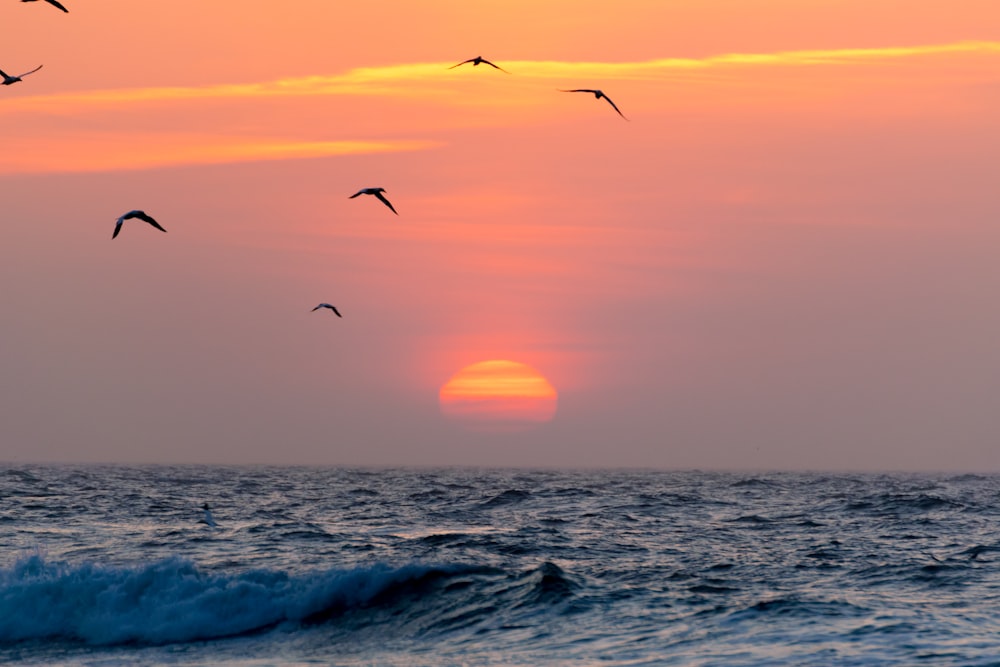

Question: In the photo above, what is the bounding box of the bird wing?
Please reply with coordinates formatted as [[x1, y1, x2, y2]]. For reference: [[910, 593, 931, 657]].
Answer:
[[448, 59, 475, 69], [17, 65, 43, 79], [135, 212, 167, 232], [112, 219, 123, 239], [0, 70, 8, 80], [311, 305, 323, 311], [332, 307, 342, 317], [44, 0, 69, 11], [374, 191, 398, 215], [601, 94, 628, 120], [559, 89, 596, 94], [483, 59, 510, 74], [348, 190, 366, 198]]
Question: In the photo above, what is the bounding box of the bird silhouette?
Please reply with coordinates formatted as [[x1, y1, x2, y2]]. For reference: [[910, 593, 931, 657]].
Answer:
[[559, 88, 628, 120], [349, 187, 398, 215], [449, 56, 510, 74], [311, 303, 343, 317], [1, 65, 43, 86], [113, 210, 167, 239], [21, 0, 68, 12]]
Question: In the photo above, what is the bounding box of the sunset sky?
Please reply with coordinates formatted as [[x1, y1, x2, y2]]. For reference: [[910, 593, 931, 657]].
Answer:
[[3, 0, 1000, 470]]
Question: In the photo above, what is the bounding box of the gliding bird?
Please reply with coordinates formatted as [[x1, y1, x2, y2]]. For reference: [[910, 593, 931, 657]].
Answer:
[[311, 303, 342, 317], [559, 88, 628, 120], [198, 503, 217, 528], [449, 56, 509, 74], [21, 0, 68, 12], [0, 64, 43, 86], [113, 210, 167, 239], [349, 187, 398, 215]]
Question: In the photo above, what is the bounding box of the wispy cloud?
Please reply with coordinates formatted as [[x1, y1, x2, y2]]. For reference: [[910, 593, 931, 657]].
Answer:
[[0, 134, 441, 174], [3, 40, 995, 173], [618, 41, 1000, 71], [3, 41, 997, 114]]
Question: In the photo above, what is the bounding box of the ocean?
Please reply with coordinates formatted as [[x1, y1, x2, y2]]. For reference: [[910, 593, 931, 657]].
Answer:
[[2, 466, 1000, 666]]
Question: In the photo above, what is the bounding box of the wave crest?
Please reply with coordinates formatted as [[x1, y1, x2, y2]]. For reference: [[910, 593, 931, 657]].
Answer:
[[0, 554, 477, 646]]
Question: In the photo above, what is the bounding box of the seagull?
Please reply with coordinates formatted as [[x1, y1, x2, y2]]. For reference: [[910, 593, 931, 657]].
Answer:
[[311, 303, 342, 317], [21, 0, 68, 12], [113, 210, 167, 239], [198, 503, 218, 528], [0, 65, 43, 86], [449, 56, 510, 74], [559, 88, 628, 120], [349, 187, 398, 215]]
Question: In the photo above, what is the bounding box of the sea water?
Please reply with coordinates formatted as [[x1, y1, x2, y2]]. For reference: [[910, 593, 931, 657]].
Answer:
[[2, 466, 1000, 666]]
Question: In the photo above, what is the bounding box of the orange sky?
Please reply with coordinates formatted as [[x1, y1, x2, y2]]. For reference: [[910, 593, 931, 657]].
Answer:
[[3, 1, 1000, 470]]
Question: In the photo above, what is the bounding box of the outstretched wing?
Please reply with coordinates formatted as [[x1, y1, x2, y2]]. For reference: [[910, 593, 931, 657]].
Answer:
[[312, 304, 342, 317], [600, 93, 628, 120], [43, 0, 69, 12], [348, 189, 366, 198], [0, 70, 8, 80], [374, 191, 398, 215], [134, 212, 167, 232], [112, 219, 123, 239], [17, 65, 43, 79], [448, 58, 475, 69], [559, 89, 597, 94], [482, 59, 510, 74]]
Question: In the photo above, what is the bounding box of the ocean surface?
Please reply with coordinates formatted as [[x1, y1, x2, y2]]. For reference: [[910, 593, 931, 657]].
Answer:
[[2, 466, 1000, 666]]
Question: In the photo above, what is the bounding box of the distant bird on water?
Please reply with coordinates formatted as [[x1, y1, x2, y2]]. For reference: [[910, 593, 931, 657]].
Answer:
[[311, 303, 342, 317], [198, 503, 217, 528], [559, 88, 628, 120], [349, 187, 398, 215], [449, 56, 510, 74], [21, 0, 68, 12], [0, 65, 43, 86], [113, 210, 167, 239]]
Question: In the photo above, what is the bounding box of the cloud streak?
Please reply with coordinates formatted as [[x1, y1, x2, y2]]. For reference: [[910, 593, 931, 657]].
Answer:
[[0, 135, 441, 174], [3, 41, 997, 114], [3, 41, 995, 173]]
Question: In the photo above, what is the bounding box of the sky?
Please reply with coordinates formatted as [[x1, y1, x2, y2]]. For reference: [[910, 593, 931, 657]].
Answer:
[[2, 0, 1000, 471]]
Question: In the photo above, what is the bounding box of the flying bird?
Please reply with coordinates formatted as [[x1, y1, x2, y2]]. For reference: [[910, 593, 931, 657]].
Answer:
[[198, 503, 217, 528], [113, 210, 167, 239], [0, 65, 43, 86], [559, 88, 628, 120], [449, 56, 509, 74], [21, 0, 68, 12], [311, 303, 342, 317], [349, 187, 398, 215]]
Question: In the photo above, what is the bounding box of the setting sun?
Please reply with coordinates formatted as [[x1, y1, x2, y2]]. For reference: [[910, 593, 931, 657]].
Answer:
[[439, 360, 558, 431]]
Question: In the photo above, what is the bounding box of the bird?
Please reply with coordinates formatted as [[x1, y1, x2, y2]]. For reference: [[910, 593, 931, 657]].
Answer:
[[198, 503, 218, 528], [113, 210, 167, 239], [559, 88, 628, 120], [449, 56, 509, 74], [349, 187, 398, 215], [21, 0, 68, 12], [311, 303, 342, 317], [0, 65, 43, 86]]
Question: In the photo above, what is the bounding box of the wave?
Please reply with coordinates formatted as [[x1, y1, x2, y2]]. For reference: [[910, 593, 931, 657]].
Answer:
[[480, 489, 532, 508], [843, 493, 965, 516], [0, 555, 578, 648], [0, 554, 483, 646], [730, 477, 779, 489], [727, 596, 868, 621]]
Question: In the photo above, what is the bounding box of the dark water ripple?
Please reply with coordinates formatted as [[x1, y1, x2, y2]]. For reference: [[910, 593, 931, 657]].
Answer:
[[1, 466, 1000, 665]]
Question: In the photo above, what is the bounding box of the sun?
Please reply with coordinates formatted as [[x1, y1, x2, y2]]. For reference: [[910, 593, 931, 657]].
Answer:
[[439, 360, 558, 432]]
